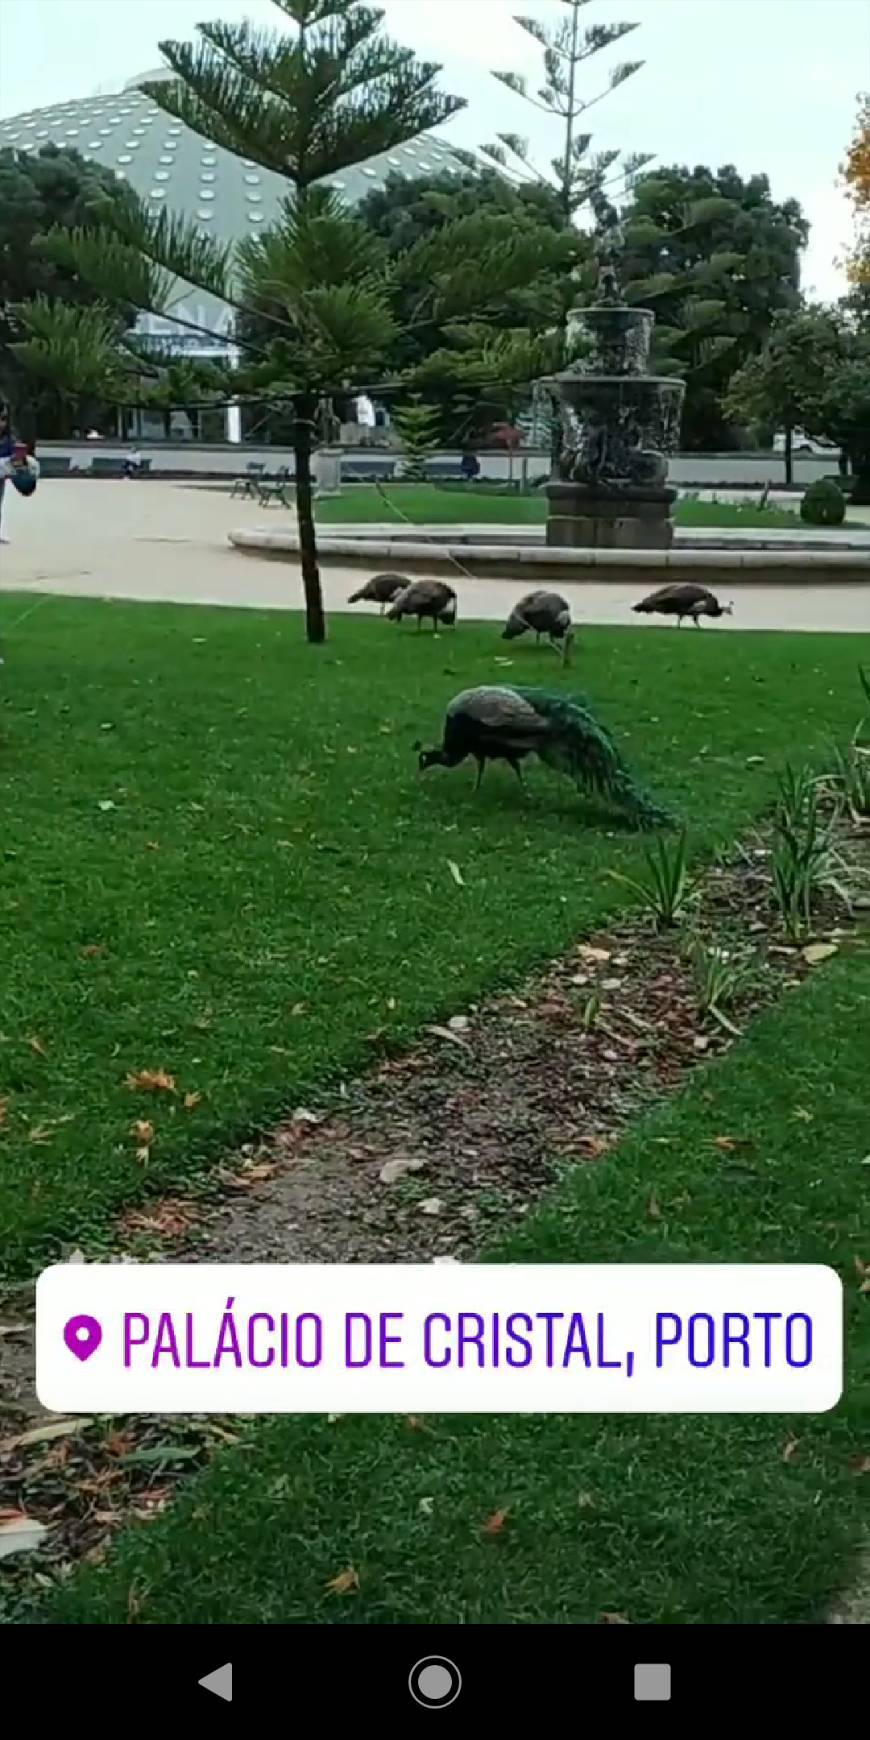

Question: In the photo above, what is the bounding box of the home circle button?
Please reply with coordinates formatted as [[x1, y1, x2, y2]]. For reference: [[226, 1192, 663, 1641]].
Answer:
[[408, 1656, 462, 1709]]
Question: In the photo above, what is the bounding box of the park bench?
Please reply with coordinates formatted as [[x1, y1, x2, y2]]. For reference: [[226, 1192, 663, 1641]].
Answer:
[[255, 465, 295, 507], [230, 461, 267, 499], [36, 455, 72, 478]]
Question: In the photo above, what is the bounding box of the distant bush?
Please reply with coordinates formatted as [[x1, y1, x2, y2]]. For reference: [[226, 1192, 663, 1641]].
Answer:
[[800, 478, 845, 526]]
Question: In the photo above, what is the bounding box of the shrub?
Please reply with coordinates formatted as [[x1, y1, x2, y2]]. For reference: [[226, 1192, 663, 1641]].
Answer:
[[800, 477, 845, 526]]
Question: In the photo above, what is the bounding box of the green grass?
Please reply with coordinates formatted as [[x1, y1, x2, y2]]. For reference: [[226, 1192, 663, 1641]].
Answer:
[[1, 600, 868, 1281], [314, 484, 811, 530], [42, 946, 870, 1625]]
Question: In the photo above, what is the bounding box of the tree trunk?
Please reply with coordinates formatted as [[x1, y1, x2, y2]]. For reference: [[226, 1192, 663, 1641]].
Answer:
[[784, 424, 793, 487], [294, 395, 326, 644]]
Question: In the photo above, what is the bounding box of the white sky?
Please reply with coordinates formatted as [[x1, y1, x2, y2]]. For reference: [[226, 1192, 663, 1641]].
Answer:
[[0, 0, 866, 300]]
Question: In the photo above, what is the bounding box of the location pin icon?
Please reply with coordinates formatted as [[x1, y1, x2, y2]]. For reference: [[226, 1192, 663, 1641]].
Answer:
[[63, 1314, 102, 1362]]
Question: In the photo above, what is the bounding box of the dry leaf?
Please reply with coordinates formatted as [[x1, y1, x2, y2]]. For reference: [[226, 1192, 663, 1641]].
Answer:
[[447, 860, 465, 888], [28, 1036, 47, 1057], [713, 1135, 751, 1152], [0, 1417, 93, 1454], [802, 942, 839, 965], [793, 1107, 814, 1123], [598, 1611, 630, 1624], [325, 1565, 360, 1596], [80, 943, 106, 959], [647, 1192, 662, 1220], [481, 1508, 510, 1537], [0, 1514, 49, 1560], [132, 1120, 155, 1143], [426, 1024, 471, 1050], [125, 1069, 176, 1094], [577, 945, 611, 964], [781, 1436, 800, 1464], [578, 1135, 610, 1159], [183, 1091, 203, 1111], [848, 1453, 870, 1476], [418, 1495, 435, 1516], [577, 1491, 597, 1510]]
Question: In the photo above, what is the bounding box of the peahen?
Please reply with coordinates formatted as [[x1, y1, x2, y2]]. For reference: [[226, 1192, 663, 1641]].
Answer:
[[502, 590, 574, 660], [416, 686, 671, 828], [347, 572, 410, 614], [387, 578, 457, 631], [633, 582, 733, 627]]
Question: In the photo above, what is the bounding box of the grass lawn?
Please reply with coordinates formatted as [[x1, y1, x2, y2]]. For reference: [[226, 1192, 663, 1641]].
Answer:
[[314, 483, 812, 531], [42, 946, 870, 1625], [1, 599, 868, 1283]]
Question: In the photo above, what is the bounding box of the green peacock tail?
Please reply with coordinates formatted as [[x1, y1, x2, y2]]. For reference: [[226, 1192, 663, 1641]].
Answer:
[[514, 688, 673, 830]]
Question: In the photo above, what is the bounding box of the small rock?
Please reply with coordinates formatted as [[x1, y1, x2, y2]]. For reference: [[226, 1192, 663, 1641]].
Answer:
[[448, 1015, 470, 1032], [419, 1197, 443, 1216], [693, 1035, 711, 1053], [379, 1155, 427, 1185], [601, 977, 623, 991], [570, 973, 590, 986], [292, 1107, 320, 1124], [578, 945, 611, 964], [602, 1049, 619, 1063], [802, 942, 838, 965]]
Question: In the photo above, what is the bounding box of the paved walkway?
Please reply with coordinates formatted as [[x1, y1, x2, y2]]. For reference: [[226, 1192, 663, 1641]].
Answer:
[[2, 480, 869, 635]]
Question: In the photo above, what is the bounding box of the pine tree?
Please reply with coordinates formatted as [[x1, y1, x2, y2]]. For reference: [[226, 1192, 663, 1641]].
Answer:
[[478, 2, 652, 223], [392, 395, 440, 481]]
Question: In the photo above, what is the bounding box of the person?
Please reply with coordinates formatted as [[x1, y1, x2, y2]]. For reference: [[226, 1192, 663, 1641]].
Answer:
[[123, 445, 143, 479], [0, 405, 12, 544], [460, 449, 481, 483]]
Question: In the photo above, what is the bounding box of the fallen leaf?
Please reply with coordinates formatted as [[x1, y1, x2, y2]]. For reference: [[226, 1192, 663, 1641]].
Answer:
[[325, 1566, 360, 1596], [292, 1107, 320, 1125], [713, 1135, 752, 1153], [848, 1453, 870, 1476], [379, 1155, 427, 1185], [426, 1024, 471, 1050], [132, 1120, 155, 1143], [125, 1069, 176, 1093], [793, 1107, 814, 1123], [578, 1134, 610, 1159], [647, 1192, 662, 1220], [481, 1508, 510, 1537], [781, 1436, 800, 1464], [97, 799, 116, 813], [577, 945, 611, 964], [598, 1611, 630, 1625], [0, 1417, 93, 1454], [145, 841, 160, 852], [28, 1035, 47, 1056], [0, 1514, 49, 1560], [447, 859, 465, 887], [418, 1495, 435, 1516], [80, 944, 106, 959], [577, 1491, 597, 1510], [183, 1091, 203, 1111], [289, 1002, 306, 1017], [802, 942, 839, 965]]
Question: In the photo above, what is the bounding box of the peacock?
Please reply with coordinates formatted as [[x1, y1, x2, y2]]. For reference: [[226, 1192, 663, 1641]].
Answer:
[[633, 582, 733, 627], [502, 590, 574, 658], [416, 686, 671, 828], [347, 572, 410, 614], [387, 578, 457, 631]]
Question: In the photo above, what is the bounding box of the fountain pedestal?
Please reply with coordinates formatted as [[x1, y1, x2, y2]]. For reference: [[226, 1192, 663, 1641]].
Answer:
[[546, 481, 678, 549], [544, 302, 685, 552]]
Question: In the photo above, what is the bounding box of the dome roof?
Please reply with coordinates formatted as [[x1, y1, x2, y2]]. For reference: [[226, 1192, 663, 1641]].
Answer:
[[0, 83, 468, 241], [0, 81, 472, 349]]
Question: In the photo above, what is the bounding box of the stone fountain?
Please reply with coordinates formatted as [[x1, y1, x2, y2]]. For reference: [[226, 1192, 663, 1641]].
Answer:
[[545, 228, 686, 550]]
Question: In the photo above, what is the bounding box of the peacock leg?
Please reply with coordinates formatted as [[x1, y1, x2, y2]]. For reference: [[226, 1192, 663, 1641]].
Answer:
[[416, 616, 422, 631], [508, 756, 524, 785], [693, 615, 702, 628], [474, 757, 486, 792]]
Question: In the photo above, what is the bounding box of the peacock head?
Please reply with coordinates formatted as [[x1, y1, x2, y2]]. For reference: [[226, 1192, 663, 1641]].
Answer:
[[416, 744, 444, 772]]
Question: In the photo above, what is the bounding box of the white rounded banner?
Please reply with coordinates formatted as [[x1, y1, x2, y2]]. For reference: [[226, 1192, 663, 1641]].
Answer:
[[36, 1262, 843, 1414]]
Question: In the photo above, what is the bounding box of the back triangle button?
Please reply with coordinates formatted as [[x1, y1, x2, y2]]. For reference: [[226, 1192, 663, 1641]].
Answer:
[[199, 1663, 232, 1703]]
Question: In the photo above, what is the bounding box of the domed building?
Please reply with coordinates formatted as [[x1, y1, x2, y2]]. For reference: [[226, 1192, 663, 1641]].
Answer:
[[0, 69, 472, 356]]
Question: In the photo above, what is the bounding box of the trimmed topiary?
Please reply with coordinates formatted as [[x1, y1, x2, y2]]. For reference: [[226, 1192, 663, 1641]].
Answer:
[[800, 477, 845, 526]]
